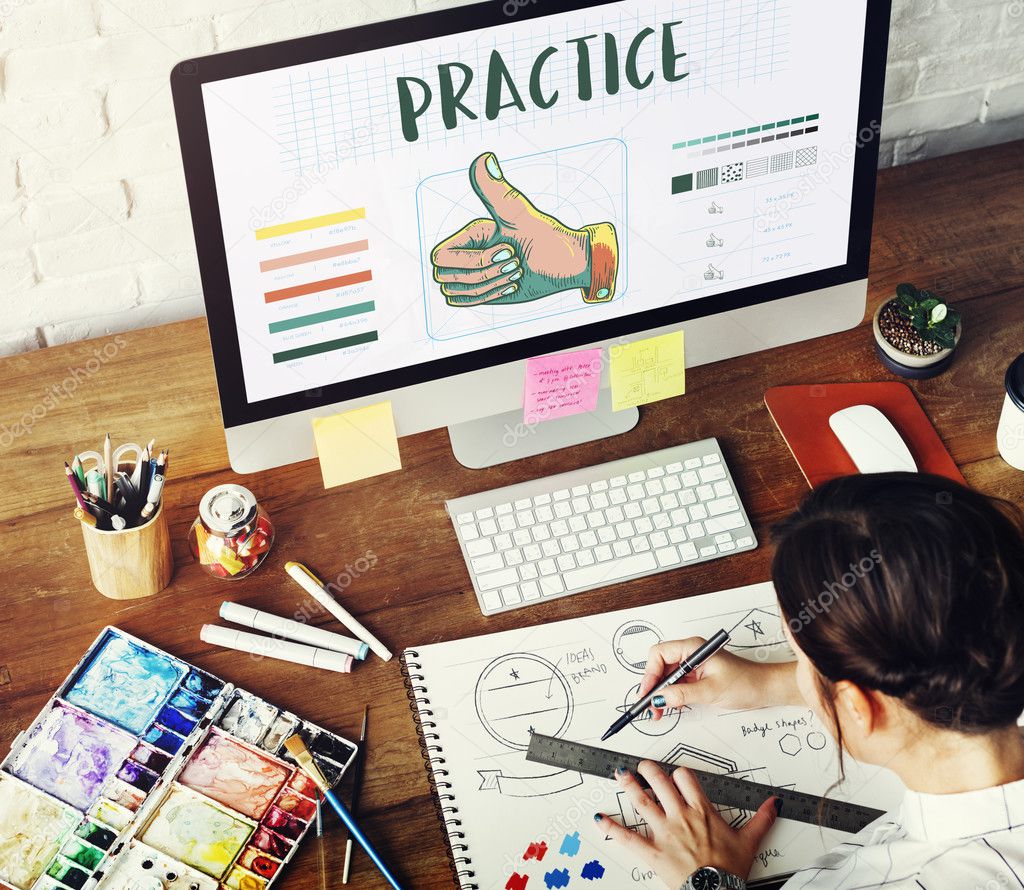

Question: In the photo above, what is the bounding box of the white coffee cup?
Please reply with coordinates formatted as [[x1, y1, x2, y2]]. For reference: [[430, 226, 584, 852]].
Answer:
[[997, 353, 1024, 471]]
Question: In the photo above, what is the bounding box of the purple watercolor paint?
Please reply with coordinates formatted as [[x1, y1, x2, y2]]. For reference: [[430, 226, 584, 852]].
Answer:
[[10, 703, 135, 811]]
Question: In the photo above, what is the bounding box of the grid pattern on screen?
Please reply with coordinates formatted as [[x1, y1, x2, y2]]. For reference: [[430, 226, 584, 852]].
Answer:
[[271, 0, 791, 175]]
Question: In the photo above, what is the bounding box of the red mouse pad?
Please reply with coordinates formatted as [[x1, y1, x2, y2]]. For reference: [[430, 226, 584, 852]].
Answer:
[[765, 382, 965, 488]]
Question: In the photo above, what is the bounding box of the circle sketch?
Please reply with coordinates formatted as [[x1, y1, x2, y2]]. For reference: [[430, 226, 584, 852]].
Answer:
[[475, 653, 573, 751], [613, 620, 662, 673], [621, 683, 681, 737]]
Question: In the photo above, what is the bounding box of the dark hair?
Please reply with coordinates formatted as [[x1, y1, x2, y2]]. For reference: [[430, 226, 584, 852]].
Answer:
[[772, 473, 1024, 748]]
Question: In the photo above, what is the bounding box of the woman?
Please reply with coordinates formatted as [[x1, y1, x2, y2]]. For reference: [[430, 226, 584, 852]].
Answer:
[[597, 473, 1024, 889]]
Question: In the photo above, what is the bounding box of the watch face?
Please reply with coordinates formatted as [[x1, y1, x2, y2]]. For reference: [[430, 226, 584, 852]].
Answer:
[[691, 867, 722, 890]]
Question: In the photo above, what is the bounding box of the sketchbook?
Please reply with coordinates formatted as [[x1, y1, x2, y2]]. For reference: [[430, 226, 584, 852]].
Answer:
[[400, 582, 905, 890]]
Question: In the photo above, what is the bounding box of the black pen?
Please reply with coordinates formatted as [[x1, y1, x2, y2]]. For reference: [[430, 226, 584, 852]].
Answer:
[[600, 629, 731, 741]]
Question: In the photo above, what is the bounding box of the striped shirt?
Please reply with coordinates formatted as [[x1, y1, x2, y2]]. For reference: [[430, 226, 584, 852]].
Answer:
[[782, 778, 1024, 889]]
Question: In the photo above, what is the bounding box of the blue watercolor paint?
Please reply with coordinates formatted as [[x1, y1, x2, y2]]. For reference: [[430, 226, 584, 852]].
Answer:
[[65, 632, 185, 735], [117, 759, 159, 792], [544, 868, 570, 889], [141, 725, 185, 755], [154, 705, 197, 737], [581, 860, 605, 881], [559, 831, 581, 857], [168, 688, 209, 720], [183, 669, 224, 701]]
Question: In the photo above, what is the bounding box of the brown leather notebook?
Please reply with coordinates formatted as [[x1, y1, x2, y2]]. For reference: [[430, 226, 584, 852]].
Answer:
[[765, 382, 965, 488]]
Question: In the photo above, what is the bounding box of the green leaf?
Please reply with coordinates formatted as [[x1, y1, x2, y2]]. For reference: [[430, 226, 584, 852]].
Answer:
[[930, 303, 948, 324], [920, 298, 940, 313], [932, 330, 955, 350], [945, 308, 961, 326], [896, 283, 918, 308], [911, 307, 928, 328]]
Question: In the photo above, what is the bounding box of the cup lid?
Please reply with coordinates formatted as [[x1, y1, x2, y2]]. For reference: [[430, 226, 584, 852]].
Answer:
[[1008, 353, 1024, 412], [200, 484, 258, 535]]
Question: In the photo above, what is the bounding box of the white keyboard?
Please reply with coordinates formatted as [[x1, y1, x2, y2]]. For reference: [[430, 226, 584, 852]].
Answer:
[[447, 439, 758, 616]]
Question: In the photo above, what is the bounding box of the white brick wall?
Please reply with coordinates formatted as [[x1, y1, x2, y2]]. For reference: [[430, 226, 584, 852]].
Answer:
[[1, 0, 1022, 356]]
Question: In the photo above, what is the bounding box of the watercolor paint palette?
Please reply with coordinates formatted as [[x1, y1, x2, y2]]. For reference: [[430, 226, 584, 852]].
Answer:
[[0, 628, 358, 890]]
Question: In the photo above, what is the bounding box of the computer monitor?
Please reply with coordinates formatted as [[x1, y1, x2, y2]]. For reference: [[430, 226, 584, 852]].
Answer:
[[171, 0, 891, 473]]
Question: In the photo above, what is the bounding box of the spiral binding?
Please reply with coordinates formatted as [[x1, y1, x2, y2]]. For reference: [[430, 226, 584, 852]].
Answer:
[[401, 649, 479, 890]]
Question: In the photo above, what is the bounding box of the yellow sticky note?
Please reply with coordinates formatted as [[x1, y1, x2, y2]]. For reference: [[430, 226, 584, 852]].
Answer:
[[610, 330, 686, 411], [312, 401, 402, 488]]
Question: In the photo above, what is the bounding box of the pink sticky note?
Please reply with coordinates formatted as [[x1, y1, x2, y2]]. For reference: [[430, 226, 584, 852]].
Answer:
[[524, 348, 602, 425]]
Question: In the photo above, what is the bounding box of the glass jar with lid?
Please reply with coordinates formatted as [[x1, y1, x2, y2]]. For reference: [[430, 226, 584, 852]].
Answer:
[[188, 484, 274, 579]]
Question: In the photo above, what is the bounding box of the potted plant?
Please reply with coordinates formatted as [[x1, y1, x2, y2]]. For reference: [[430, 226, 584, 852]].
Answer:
[[873, 283, 962, 379]]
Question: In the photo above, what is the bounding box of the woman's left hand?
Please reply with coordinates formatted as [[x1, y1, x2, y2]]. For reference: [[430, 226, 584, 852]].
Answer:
[[595, 760, 780, 887]]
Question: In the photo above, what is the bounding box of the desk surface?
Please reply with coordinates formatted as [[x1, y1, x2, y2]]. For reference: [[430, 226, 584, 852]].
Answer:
[[1, 140, 1022, 889]]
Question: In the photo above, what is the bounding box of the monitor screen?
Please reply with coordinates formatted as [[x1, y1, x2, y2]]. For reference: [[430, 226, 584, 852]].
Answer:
[[179, 0, 880, 424]]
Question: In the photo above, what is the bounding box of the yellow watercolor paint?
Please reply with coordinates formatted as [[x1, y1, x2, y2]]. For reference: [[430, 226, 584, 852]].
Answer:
[[0, 774, 79, 890]]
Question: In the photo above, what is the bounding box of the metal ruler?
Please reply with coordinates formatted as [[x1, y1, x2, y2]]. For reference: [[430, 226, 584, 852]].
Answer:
[[526, 734, 884, 834]]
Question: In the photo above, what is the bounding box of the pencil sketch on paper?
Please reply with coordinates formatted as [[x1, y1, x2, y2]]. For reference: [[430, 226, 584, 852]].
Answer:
[[612, 620, 662, 673], [725, 607, 790, 652], [617, 683, 689, 737]]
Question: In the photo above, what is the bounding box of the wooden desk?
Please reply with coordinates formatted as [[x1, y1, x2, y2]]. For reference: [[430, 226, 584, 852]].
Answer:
[[1, 140, 1021, 889]]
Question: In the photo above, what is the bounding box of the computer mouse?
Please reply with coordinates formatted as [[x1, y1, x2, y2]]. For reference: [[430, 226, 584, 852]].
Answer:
[[828, 404, 918, 473]]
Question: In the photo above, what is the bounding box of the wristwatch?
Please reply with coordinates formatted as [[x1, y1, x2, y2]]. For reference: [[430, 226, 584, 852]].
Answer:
[[682, 866, 747, 890]]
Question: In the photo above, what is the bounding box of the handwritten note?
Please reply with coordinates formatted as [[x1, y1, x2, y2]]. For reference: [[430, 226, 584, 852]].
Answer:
[[609, 330, 685, 411], [312, 401, 401, 489], [523, 348, 602, 425]]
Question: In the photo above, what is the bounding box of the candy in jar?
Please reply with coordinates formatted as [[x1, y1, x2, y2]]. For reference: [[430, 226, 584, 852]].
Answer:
[[188, 484, 274, 579]]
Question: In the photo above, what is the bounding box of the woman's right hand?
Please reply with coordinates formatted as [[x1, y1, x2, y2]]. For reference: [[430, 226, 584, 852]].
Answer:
[[639, 637, 797, 718]]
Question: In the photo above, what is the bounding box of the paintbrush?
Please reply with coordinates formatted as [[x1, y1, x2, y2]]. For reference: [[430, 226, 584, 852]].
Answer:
[[316, 792, 327, 890], [283, 735, 403, 890], [343, 705, 369, 884]]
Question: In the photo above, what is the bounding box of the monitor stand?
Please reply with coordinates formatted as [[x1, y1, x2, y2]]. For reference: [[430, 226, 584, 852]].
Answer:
[[448, 388, 639, 469]]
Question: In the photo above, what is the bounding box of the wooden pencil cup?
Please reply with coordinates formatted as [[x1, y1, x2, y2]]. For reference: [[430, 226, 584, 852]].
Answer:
[[80, 504, 174, 599]]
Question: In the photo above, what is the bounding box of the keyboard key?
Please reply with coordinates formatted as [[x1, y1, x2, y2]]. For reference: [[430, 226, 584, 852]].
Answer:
[[703, 453, 721, 465], [478, 567, 520, 590], [644, 479, 665, 496], [590, 479, 609, 492], [466, 538, 495, 557], [538, 558, 557, 575], [684, 458, 701, 470], [612, 540, 631, 558], [577, 549, 596, 567], [540, 575, 565, 596], [532, 525, 551, 542], [660, 493, 680, 510], [562, 534, 580, 552], [456, 511, 474, 524], [609, 488, 628, 505], [571, 485, 588, 496], [494, 533, 514, 550], [714, 533, 732, 544], [498, 515, 516, 532], [606, 505, 625, 524], [624, 503, 642, 520], [686, 521, 705, 538], [553, 488, 571, 501], [512, 529, 531, 546], [666, 461, 683, 473], [495, 502, 513, 515], [481, 589, 502, 612], [718, 541, 736, 551], [557, 554, 577, 571], [664, 475, 682, 492], [587, 511, 606, 529], [536, 505, 555, 523], [708, 497, 739, 516], [514, 498, 531, 510], [609, 475, 627, 487], [591, 492, 610, 510], [595, 544, 613, 562], [460, 524, 480, 541], [501, 586, 523, 606], [737, 536, 755, 547], [504, 549, 524, 567], [705, 512, 746, 533], [626, 483, 645, 500], [680, 489, 697, 505], [542, 540, 561, 557], [635, 517, 654, 535], [571, 497, 590, 513], [656, 546, 681, 568], [517, 510, 535, 527], [699, 464, 727, 483], [523, 544, 542, 561], [697, 484, 716, 501], [472, 553, 504, 573], [598, 526, 616, 544], [668, 527, 687, 544], [627, 471, 645, 483], [640, 497, 660, 516], [714, 480, 733, 497], [681, 470, 700, 486], [551, 519, 570, 537], [646, 466, 665, 478], [479, 519, 498, 536], [563, 553, 658, 590], [533, 493, 552, 506], [521, 580, 541, 600], [653, 512, 672, 530], [615, 521, 636, 539], [579, 530, 598, 548], [690, 504, 709, 521], [554, 502, 572, 519], [700, 545, 717, 557], [670, 508, 688, 525], [651, 530, 669, 549], [680, 542, 699, 561], [568, 516, 587, 533], [631, 536, 652, 553], [520, 563, 539, 580]]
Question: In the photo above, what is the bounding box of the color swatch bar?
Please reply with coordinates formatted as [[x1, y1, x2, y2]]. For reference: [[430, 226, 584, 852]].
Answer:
[[273, 331, 379, 364], [673, 114, 819, 149], [254, 208, 366, 240], [265, 270, 373, 304], [268, 301, 376, 334], [260, 239, 369, 272]]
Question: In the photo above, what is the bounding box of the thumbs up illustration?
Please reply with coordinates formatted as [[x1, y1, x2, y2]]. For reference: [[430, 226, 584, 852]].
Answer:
[[431, 152, 619, 307]]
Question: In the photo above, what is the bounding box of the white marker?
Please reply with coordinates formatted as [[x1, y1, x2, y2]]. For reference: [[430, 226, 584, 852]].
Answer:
[[285, 561, 393, 662], [201, 625, 354, 673], [220, 601, 369, 660]]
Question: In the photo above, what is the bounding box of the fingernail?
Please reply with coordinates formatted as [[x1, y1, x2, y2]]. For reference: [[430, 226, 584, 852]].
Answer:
[[501, 285, 517, 295], [596, 287, 610, 298], [509, 270, 523, 282], [485, 154, 503, 180], [614, 767, 627, 777], [774, 798, 784, 815], [593, 812, 603, 822], [652, 695, 666, 708], [500, 260, 518, 273], [491, 248, 513, 263]]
